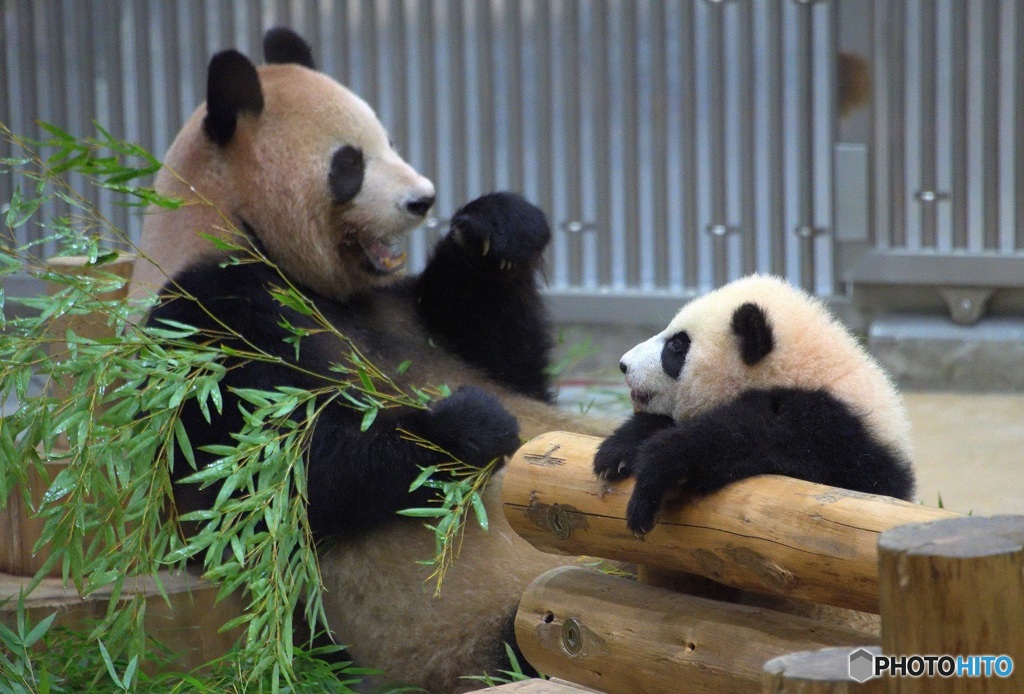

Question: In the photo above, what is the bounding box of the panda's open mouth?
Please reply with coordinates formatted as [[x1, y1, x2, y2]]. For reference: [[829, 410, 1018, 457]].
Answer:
[[357, 236, 407, 275], [630, 389, 653, 411]]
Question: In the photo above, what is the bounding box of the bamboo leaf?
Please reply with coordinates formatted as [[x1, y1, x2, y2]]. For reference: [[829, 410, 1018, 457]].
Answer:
[[359, 407, 378, 432]]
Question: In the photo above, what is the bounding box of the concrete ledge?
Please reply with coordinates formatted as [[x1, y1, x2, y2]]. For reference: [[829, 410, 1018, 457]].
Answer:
[[869, 315, 1024, 391]]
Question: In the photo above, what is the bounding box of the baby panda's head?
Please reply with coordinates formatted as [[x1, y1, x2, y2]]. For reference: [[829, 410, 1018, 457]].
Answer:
[[136, 28, 434, 300], [619, 274, 911, 454]]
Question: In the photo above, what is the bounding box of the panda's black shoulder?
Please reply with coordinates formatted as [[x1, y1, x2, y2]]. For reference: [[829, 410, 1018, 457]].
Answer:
[[148, 258, 312, 355]]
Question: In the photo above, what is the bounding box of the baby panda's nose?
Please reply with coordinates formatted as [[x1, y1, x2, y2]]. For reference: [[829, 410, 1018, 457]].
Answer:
[[619, 360, 628, 375], [405, 195, 435, 218]]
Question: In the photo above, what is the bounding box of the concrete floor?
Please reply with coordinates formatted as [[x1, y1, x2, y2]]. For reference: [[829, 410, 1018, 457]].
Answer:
[[555, 380, 1024, 518], [905, 392, 1024, 516]]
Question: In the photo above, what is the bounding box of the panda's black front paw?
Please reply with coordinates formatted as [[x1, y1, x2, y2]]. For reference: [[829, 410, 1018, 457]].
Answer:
[[448, 192, 551, 271], [593, 431, 640, 480], [593, 413, 676, 481], [624, 444, 691, 536], [426, 386, 521, 467]]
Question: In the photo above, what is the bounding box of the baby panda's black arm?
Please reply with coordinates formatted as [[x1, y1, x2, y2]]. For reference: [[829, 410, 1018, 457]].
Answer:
[[416, 192, 554, 403], [625, 387, 916, 535], [593, 412, 677, 479], [149, 260, 521, 537]]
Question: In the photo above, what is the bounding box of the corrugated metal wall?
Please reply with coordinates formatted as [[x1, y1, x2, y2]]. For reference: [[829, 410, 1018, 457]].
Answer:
[[3, 0, 1024, 319], [876, 0, 1024, 255]]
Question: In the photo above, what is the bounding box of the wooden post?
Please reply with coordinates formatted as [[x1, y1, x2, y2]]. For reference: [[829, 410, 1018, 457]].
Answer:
[[0, 255, 136, 576], [878, 516, 1024, 693], [763, 646, 884, 693], [502, 432, 958, 614], [516, 566, 878, 694], [44, 254, 136, 403]]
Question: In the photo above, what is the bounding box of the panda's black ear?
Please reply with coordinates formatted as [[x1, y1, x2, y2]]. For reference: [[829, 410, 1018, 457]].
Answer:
[[731, 302, 774, 366], [203, 50, 264, 147], [263, 27, 316, 69]]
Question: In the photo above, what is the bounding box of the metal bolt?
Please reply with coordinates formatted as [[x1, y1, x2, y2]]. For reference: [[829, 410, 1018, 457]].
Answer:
[[560, 220, 597, 234], [915, 190, 950, 203], [708, 224, 730, 237], [549, 504, 571, 540], [561, 618, 584, 655], [794, 225, 826, 239]]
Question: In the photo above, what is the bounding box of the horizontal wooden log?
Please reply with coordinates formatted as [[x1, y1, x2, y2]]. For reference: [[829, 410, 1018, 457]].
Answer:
[[516, 566, 877, 694], [502, 431, 958, 613]]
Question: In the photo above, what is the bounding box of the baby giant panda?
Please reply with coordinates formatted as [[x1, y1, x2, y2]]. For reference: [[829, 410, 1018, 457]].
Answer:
[[136, 29, 606, 692], [594, 274, 915, 535]]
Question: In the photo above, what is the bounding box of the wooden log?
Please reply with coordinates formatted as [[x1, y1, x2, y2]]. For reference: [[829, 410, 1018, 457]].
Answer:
[[502, 431, 957, 614], [44, 254, 136, 404], [0, 451, 70, 576], [516, 566, 878, 694], [763, 646, 884, 693], [878, 516, 1024, 693], [0, 255, 136, 576]]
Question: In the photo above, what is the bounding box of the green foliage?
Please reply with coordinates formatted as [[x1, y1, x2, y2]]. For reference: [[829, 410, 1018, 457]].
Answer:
[[460, 642, 539, 687], [397, 432, 501, 597], [0, 122, 490, 691]]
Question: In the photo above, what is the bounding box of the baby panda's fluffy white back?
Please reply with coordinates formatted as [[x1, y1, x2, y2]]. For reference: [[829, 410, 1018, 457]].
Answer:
[[670, 274, 912, 461]]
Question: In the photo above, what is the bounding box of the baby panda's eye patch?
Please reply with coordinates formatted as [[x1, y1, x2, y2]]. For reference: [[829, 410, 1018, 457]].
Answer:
[[661, 330, 690, 379], [329, 145, 365, 205]]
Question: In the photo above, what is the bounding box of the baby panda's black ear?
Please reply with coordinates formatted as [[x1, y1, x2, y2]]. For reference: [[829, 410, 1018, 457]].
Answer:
[[263, 27, 316, 69], [731, 302, 774, 366], [204, 50, 264, 147]]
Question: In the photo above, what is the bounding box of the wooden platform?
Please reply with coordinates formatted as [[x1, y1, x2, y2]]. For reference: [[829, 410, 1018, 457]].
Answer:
[[0, 569, 242, 672]]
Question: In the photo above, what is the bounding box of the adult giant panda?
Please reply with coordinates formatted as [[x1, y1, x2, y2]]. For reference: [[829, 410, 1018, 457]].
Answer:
[[594, 274, 915, 535], [135, 28, 607, 692]]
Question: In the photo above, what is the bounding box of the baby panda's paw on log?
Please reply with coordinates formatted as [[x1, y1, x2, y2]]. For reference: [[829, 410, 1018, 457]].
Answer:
[[624, 438, 692, 536], [422, 385, 521, 468], [448, 192, 551, 273], [592, 412, 676, 481]]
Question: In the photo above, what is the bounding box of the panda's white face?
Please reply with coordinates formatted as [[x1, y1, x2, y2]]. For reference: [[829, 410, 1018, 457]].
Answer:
[[619, 325, 691, 417]]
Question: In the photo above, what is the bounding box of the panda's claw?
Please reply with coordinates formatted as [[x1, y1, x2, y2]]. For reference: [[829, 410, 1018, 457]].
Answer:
[[617, 461, 628, 475], [481, 238, 490, 256]]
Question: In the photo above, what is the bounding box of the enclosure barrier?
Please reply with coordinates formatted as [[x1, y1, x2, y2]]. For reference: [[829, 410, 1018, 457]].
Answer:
[[0, 256, 243, 671], [503, 432, 1024, 692]]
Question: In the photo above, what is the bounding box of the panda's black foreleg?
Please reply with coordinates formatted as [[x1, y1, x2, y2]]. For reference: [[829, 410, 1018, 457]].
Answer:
[[593, 412, 677, 480], [416, 192, 554, 402], [624, 388, 914, 534], [305, 385, 522, 537]]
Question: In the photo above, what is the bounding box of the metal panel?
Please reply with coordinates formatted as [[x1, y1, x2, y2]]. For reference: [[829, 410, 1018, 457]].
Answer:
[[851, 0, 1024, 287], [9, 0, 1022, 320], [2, 0, 834, 309]]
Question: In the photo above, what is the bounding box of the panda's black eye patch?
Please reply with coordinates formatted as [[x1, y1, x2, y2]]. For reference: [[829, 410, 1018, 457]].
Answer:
[[329, 145, 365, 205], [661, 331, 690, 379]]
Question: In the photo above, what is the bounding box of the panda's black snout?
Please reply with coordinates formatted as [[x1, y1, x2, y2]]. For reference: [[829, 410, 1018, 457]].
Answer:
[[405, 195, 435, 218], [619, 360, 628, 375]]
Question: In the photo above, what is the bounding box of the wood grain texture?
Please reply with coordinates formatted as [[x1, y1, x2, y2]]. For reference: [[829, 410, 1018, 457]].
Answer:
[[516, 566, 877, 694], [879, 516, 1024, 693], [502, 431, 958, 613]]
